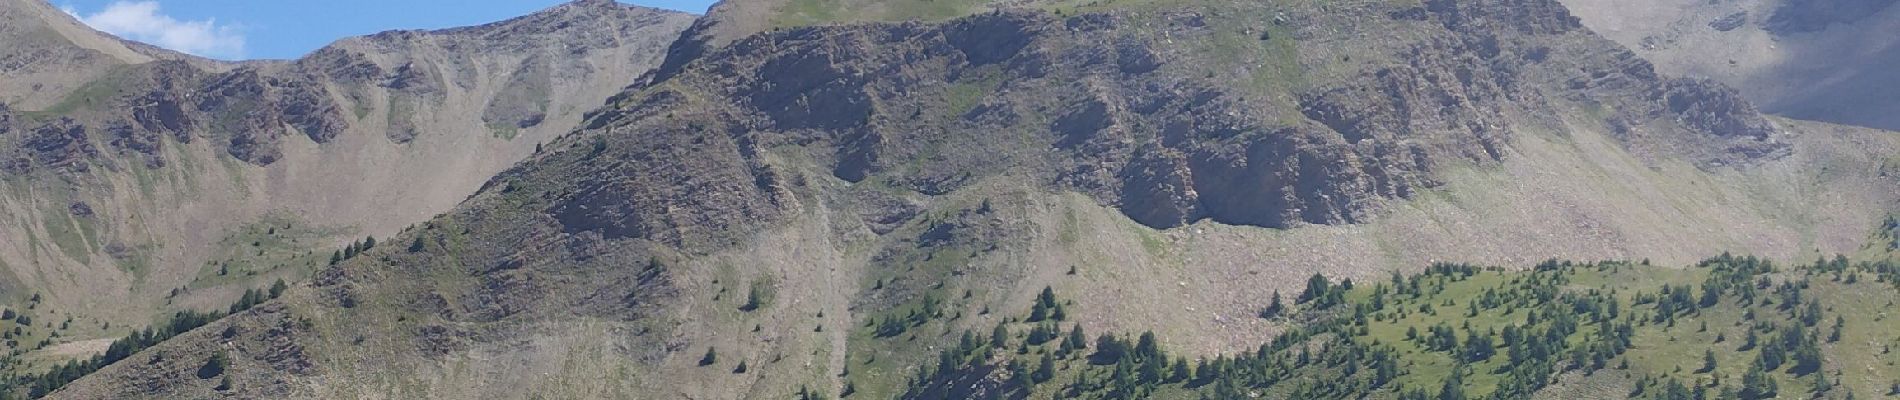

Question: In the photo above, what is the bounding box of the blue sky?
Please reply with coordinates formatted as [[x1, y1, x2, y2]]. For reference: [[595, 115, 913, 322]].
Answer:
[[57, 0, 714, 60]]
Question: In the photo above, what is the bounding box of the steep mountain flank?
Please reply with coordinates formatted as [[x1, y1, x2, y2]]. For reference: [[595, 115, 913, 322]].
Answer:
[[0, 0, 692, 368], [635, 0, 1787, 232], [0, 0, 214, 109], [1559, 0, 1900, 131], [47, 0, 1900, 398]]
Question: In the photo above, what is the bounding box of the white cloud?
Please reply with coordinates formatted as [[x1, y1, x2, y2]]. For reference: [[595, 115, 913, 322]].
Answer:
[[67, 1, 246, 59]]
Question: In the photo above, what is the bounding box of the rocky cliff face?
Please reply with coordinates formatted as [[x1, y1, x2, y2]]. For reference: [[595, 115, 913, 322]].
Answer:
[[621, 0, 1781, 232], [3, 0, 692, 170]]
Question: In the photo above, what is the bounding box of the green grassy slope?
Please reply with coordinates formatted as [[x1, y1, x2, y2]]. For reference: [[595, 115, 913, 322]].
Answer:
[[904, 255, 1900, 399]]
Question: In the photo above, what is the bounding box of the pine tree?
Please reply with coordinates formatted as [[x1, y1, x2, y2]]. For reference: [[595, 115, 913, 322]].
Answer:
[[1033, 352, 1056, 383], [1261, 291, 1285, 318], [1791, 339, 1824, 375], [1008, 359, 1031, 389], [1135, 331, 1160, 363], [1437, 366, 1466, 400], [740, 284, 764, 312], [1740, 363, 1777, 399], [1169, 357, 1191, 383], [1299, 273, 1331, 304]]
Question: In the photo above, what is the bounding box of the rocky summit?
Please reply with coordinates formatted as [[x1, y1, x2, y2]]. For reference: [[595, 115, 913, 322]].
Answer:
[[4, 0, 1900, 399]]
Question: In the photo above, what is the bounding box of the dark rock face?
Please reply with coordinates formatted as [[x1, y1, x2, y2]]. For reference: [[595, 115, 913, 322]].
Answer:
[[2, 2, 691, 174], [0, 102, 12, 135], [196, 69, 348, 164], [12, 118, 95, 173], [383, 62, 444, 94], [1052, 100, 1112, 149], [1658, 79, 1776, 141], [1652, 78, 1786, 161], [549, 0, 1782, 234], [741, 46, 875, 131], [382, 62, 445, 143], [106, 122, 165, 168], [1422, 0, 1582, 34], [1764, 0, 1899, 35], [68, 201, 94, 218], [1710, 12, 1749, 32], [1114, 40, 1162, 74], [1118, 147, 1199, 227], [543, 119, 785, 249], [301, 47, 387, 84], [944, 15, 1039, 65], [129, 92, 195, 143]]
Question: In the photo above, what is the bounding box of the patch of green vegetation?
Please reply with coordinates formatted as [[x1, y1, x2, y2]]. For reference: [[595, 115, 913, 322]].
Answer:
[[836, 233, 994, 398], [27, 67, 133, 117], [346, 88, 375, 120], [207, 97, 262, 135], [1057, 207, 1082, 246], [881, 0, 989, 23], [4, 281, 287, 397], [770, 0, 989, 28], [1857, 215, 1900, 261], [386, 96, 419, 141], [772, 0, 846, 28], [186, 214, 344, 291], [1042, 0, 1189, 15], [1247, 23, 1306, 95], [842, 280, 961, 398], [944, 67, 1004, 119], [883, 255, 1900, 399], [127, 161, 161, 199], [739, 278, 777, 312], [487, 123, 520, 141], [40, 208, 94, 266], [212, 152, 253, 196], [1194, 11, 1307, 118], [113, 244, 157, 278]]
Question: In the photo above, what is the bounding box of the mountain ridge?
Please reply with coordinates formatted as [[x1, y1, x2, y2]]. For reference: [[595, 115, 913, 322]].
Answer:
[[0, 0, 696, 376], [42, 0, 1900, 398]]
